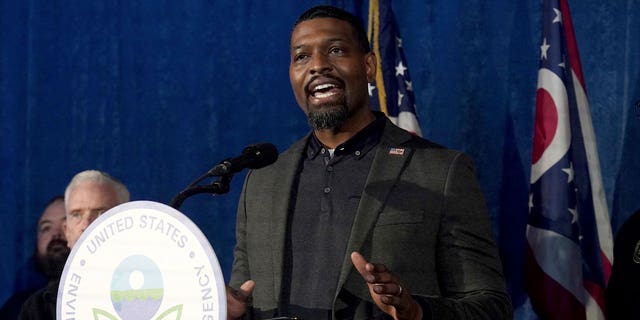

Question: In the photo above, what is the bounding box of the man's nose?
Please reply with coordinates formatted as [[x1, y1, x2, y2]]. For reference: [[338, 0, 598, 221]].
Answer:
[[80, 212, 99, 230], [310, 53, 332, 74], [52, 226, 65, 239], [79, 218, 90, 232]]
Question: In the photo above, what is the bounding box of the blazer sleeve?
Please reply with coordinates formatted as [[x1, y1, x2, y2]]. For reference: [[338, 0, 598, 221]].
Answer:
[[230, 171, 250, 289], [416, 152, 512, 319]]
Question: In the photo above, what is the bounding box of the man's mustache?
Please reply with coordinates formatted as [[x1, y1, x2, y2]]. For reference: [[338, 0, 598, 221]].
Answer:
[[305, 74, 345, 96], [47, 238, 68, 252]]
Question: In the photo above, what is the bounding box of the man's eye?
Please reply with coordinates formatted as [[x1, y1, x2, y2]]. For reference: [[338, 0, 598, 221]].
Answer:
[[294, 54, 308, 62], [329, 47, 344, 54]]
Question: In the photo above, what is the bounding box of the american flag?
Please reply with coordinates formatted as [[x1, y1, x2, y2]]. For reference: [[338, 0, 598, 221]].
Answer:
[[366, 0, 422, 136], [525, 0, 613, 319]]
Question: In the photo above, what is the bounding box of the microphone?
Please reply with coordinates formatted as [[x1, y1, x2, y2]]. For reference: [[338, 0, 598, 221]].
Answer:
[[169, 142, 278, 209], [208, 142, 278, 177]]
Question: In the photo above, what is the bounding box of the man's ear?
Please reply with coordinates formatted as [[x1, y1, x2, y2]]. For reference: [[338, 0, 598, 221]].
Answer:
[[365, 52, 377, 83], [63, 221, 68, 239]]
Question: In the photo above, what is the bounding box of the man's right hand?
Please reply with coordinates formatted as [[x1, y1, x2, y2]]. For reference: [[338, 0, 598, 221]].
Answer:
[[227, 280, 255, 320]]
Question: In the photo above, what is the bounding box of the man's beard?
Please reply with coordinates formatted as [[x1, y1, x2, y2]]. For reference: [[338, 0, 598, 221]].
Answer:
[[307, 103, 349, 130], [35, 239, 70, 280]]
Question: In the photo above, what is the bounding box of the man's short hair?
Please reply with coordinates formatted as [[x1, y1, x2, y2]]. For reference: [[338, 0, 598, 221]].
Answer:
[[44, 195, 64, 208], [64, 170, 130, 204], [293, 5, 371, 53]]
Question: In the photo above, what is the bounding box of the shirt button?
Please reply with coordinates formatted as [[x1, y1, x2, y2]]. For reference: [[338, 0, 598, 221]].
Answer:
[[355, 150, 361, 156], [327, 166, 334, 172], [321, 148, 326, 154], [323, 187, 331, 193]]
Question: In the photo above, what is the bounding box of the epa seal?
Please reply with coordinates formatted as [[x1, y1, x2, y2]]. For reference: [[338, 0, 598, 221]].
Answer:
[[57, 201, 226, 320]]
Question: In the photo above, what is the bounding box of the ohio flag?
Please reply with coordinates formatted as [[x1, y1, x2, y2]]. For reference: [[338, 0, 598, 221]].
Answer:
[[525, 0, 613, 319], [367, 0, 422, 136]]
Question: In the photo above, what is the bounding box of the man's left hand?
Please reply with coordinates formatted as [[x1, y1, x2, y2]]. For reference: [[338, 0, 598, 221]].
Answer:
[[350, 251, 423, 320]]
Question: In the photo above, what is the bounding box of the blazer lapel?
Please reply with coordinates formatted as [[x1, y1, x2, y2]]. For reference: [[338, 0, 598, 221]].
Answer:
[[336, 121, 414, 291], [269, 136, 308, 301]]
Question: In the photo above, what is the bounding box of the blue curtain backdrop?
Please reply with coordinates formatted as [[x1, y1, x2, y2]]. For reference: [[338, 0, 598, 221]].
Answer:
[[1, 0, 638, 318]]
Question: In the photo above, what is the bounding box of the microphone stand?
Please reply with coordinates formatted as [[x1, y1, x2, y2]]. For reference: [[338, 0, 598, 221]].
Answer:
[[169, 172, 233, 210]]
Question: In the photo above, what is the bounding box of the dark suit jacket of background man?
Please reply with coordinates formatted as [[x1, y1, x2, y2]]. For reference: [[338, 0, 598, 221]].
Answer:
[[605, 209, 640, 319], [230, 118, 513, 319]]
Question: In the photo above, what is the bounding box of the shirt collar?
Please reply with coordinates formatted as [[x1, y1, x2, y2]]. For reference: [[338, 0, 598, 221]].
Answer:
[[305, 112, 386, 160]]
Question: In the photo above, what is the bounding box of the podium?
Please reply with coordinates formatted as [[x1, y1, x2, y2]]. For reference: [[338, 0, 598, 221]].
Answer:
[[57, 201, 227, 320]]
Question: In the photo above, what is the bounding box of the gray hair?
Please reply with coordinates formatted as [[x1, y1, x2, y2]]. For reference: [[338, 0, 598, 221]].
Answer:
[[64, 170, 130, 204]]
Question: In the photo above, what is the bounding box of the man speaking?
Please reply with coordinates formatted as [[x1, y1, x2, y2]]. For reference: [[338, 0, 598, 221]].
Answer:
[[226, 5, 512, 320]]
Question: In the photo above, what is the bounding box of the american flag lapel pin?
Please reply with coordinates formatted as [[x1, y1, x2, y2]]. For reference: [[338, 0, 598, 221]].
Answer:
[[388, 147, 405, 156]]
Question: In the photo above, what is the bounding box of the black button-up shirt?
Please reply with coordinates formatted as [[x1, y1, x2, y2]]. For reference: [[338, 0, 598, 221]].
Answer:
[[280, 115, 386, 319]]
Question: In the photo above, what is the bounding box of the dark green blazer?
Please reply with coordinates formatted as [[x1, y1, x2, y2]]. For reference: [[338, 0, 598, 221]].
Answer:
[[230, 119, 512, 319]]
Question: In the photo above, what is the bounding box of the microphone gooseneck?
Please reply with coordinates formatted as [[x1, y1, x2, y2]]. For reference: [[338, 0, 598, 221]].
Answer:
[[169, 142, 279, 209]]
